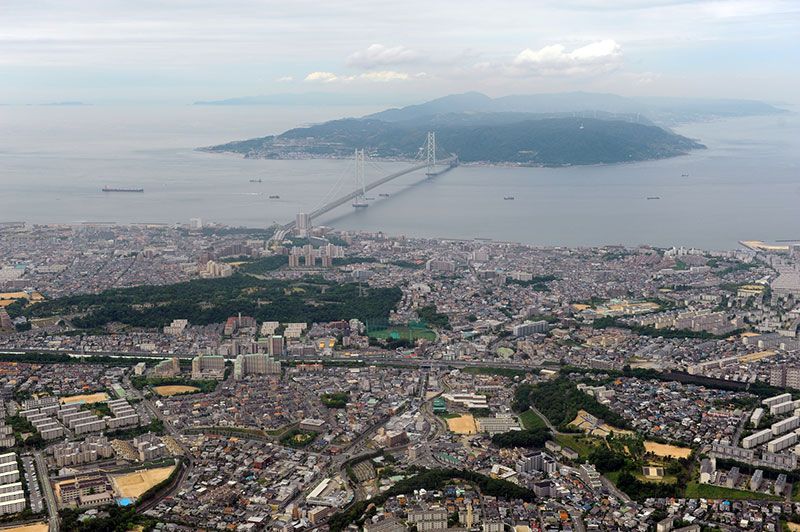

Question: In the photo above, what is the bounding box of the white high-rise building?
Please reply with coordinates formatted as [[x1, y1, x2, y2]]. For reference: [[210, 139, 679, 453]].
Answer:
[[296, 212, 311, 237]]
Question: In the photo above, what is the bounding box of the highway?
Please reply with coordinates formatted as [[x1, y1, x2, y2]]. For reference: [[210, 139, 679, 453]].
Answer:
[[134, 390, 195, 513], [34, 451, 59, 532]]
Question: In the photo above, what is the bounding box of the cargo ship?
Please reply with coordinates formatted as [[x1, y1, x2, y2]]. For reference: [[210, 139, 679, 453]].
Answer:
[[102, 187, 144, 193], [504, 196, 515, 200]]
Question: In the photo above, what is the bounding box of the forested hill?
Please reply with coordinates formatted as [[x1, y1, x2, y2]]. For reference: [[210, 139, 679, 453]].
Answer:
[[24, 275, 402, 330], [202, 115, 704, 166]]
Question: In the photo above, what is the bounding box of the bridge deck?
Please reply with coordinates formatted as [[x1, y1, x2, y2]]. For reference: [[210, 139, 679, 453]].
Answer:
[[282, 156, 456, 231]]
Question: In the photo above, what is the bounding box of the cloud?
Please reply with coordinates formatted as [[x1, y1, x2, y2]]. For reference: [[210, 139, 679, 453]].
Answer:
[[276, 76, 294, 82], [511, 39, 622, 76], [357, 70, 410, 82], [304, 70, 414, 83], [634, 71, 661, 85], [304, 71, 339, 83], [346, 44, 419, 69]]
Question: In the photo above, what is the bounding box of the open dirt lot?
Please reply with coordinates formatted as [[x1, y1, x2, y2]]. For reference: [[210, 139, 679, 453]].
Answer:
[[154, 385, 200, 397], [644, 441, 692, 459], [447, 414, 477, 435], [569, 409, 633, 437], [112, 465, 176, 499], [60, 392, 109, 405], [0, 524, 49, 532]]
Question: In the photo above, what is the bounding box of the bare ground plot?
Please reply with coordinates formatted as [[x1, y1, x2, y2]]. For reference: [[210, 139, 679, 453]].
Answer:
[[0, 525, 49, 532], [60, 392, 109, 405], [111, 465, 176, 499], [644, 441, 692, 459], [569, 409, 633, 437], [447, 414, 477, 435], [153, 385, 200, 397]]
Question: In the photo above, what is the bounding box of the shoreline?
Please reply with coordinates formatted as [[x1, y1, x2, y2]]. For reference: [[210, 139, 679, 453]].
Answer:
[[196, 148, 701, 169], [0, 221, 783, 254]]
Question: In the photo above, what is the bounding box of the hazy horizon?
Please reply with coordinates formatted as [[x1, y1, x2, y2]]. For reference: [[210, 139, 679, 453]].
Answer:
[[2, 0, 799, 106]]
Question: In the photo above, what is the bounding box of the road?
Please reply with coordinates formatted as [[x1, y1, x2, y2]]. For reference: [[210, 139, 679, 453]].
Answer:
[[531, 405, 631, 504], [135, 396, 195, 513], [601, 475, 632, 503], [34, 451, 59, 532], [732, 410, 750, 447]]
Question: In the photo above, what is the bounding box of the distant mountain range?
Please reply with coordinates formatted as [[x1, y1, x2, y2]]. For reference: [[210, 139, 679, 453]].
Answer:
[[201, 91, 785, 166]]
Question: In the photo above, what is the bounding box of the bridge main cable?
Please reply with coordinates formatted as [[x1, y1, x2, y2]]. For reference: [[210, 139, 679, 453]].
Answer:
[[282, 155, 455, 231]]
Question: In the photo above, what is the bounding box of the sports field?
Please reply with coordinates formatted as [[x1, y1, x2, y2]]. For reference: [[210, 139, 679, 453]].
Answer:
[[60, 392, 109, 405], [368, 326, 436, 341], [111, 465, 176, 499], [154, 385, 200, 396], [446, 414, 477, 435], [644, 441, 692, 459], [0, 524, 48, 532]]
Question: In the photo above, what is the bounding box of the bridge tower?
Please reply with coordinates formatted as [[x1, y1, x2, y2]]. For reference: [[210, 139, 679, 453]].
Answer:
[[352, 149, 368, 208], [425, 131, 436, 176]]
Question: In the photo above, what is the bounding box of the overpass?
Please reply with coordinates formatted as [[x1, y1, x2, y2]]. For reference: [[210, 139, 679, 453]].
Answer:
[[280, 132, 456, 232]]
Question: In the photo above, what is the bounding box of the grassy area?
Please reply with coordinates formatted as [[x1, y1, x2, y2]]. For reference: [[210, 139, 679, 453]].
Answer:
[[635, 473, 678, 485], [555, 433, 600, 460], [519, 409, 548, 430], [368, 326, 436, 341], [685, 481, 781, 501]]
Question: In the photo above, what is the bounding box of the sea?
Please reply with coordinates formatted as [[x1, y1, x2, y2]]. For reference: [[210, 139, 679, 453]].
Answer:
[[0, 103, 798, 250]]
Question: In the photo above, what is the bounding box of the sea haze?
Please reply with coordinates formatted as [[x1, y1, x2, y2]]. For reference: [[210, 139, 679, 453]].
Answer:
[[0, 104, 797, 249]]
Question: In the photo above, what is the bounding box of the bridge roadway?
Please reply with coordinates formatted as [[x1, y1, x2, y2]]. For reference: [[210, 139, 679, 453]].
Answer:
[[281, 156, 457, 231]]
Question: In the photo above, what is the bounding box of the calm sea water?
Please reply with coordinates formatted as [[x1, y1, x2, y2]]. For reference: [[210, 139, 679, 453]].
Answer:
[[1, 105, 798, 249]]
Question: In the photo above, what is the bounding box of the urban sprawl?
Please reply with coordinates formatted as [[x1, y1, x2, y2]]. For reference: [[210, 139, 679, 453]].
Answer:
[[0, 219, 800, 531]]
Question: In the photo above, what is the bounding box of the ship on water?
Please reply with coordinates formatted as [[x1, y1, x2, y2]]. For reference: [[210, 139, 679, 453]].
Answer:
[[102, 187, 144, 193]]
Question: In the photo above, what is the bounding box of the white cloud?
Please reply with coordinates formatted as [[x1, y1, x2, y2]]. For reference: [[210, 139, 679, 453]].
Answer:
[[346, 44, 419, 69], [304, 70, 413, 83], [511, 39, 622, 76], [276, 76, 294, 82], [357, 70, 409, 82], [634, 71, 661, 85], [304, 71, 339, 83]]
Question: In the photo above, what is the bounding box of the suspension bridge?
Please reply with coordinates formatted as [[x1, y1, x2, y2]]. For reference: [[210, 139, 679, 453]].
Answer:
[[278, 132, 457, 234]]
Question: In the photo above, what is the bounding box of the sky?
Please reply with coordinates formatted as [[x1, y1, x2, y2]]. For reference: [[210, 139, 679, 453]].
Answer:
[[1, 0, 799, 105]]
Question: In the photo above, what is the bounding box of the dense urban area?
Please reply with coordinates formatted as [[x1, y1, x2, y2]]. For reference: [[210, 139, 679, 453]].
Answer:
[[1, 219, 800, 532]]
